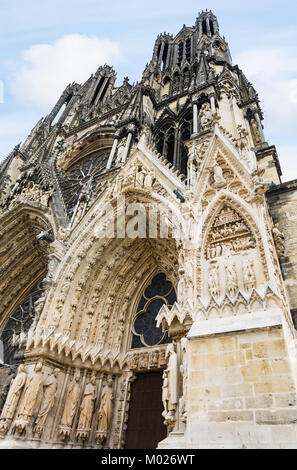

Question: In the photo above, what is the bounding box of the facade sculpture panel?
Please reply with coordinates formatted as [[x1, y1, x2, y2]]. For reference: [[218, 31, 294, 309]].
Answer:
[[0, 10, 297, 449]]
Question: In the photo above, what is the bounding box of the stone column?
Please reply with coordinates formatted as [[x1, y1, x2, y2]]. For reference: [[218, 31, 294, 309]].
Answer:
[[106, 138, 118, 169], [254, 111, 267, 144], [173, 128, 180, 170], [121, 132, 132, 163], [69, 199, 80, 228], [158, 42, 165, 66], [193, 104, 198, 135], [210, 95, 216, 114]]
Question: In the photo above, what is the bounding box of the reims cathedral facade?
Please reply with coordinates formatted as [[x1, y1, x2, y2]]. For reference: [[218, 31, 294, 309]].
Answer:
[[1, 10, 297, 449]]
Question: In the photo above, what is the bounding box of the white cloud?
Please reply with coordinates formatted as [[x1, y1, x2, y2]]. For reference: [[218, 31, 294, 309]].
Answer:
[[235, 47, 297, 130], [11, 34, 123, 110]]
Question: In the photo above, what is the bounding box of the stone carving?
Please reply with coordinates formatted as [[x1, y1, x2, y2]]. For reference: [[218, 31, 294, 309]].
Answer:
[[213, 160, 226, 188], [34, 368, 60, 437], [12, 361, 43, 434], [187, 143, 203, 186], [96, 377, 114, 444], [0, 364, 26, 435], [0, 366, 17, 414], [236, 124, 253, 168], [128, 354, 138, 370], [138, 352, 149, 369], [177, 263, 194, 304], [59, 370, 81, 440], [208, 263, 219, 297], [199, 102, 214, 130], [226, 263, 238, 298], [206, 206, 256, 260], [172, 74, 180, 94], [162, 344, 178, 428], [116, 138, 127, 163], [149, 350, 159, 368], [250, 118, 262, 146], [144, 168, 155, 189], [162, 369, 169, 422], [243, 259, 256, 292], [179, 337, 188, 423], [76, 375, 97, 441], [272, 223, 285, 258]]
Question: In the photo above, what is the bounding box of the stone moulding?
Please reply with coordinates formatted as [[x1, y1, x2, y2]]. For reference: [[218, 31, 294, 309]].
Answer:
[[188, 308, 283, 338]]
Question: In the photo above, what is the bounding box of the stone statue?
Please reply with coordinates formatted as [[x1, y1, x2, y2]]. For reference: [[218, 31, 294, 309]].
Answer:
[[161, 369, 169, 420], [208, 264, 219, 297], [0, 364, 26, 435], [77, 375, 96, 438], [136, 166, 146, 187], [213, 160, 226, 187], [59, 370, 81, 439], [34, 368, 60, 436], [272, 223, 285, 258], [116, 138, 126, 163], [179, 337, 188, 423], [226, 263, 238, 297], [163, 343, 178, 426], [243, 259, 256, 292], [13, 361, 43, 434], [96, 377, 114, 444], [250, 118, 262, 146], [177, 267, 186, 304], [199, 102, 214, 130], [144, 169, 154, 189], [187, 143, 202, 186], [0, 366, 17, 414]]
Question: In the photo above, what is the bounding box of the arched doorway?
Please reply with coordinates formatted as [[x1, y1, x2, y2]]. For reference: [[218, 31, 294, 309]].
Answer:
[[125, 272, 177, 449], [125, 371, 167, 449]]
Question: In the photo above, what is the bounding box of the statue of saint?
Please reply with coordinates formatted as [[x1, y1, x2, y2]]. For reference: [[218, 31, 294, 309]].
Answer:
[[243, 259, 256, 291], [16, 362, 43, 420], [226, 264, 238, 297], [208, 264, 219, 297], [77, 375, 96, 430], [0, 364, 26, 423], [199, 102, 214, 129], [161, 369, 169, 419], [35, 368, 60, 432], [165, 344, 178, 423], [213, 160, 226, 187], [60, 370, 81, 429], [97, 377, 114, 434], [179, 337, 188, 422]]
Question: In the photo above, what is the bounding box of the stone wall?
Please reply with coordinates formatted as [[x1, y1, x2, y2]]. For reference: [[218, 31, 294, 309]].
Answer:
[[187, 326, 297, 448], [267, 181, 297, 316]]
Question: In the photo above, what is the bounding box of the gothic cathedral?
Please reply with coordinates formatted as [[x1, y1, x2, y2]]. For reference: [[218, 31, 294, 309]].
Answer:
[[1, 11, 297, 449]]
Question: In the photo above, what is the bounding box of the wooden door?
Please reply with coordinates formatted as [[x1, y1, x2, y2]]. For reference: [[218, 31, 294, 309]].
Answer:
[[125, 371, 167, 449]]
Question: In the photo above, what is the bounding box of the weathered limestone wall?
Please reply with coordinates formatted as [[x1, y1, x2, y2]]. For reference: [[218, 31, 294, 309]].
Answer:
[[267, 182, 297, 315], [256, 146, 281, 185], [187, 326, 297, 448]]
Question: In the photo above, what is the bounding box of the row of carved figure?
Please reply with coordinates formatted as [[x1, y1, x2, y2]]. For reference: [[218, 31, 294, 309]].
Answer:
[[0, 363, 114, 445], [208, 258, 256, 298], [128, 347, 168, 370], [206, 235, 256, 259]]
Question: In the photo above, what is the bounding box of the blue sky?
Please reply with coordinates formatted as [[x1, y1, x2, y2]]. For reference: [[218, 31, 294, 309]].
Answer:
[[0, 0, 297, 182]]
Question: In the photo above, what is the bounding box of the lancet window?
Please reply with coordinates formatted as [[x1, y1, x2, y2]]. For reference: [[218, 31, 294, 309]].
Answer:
[[0, 283, 43, 364]]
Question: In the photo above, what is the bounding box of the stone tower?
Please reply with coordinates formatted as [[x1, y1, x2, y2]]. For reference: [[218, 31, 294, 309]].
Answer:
[[1, 10, 297, 449]]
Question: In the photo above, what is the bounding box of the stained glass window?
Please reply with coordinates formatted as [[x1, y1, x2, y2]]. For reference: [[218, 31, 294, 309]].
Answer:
[[0, 283, 43, 364], [131, 273, 176, 349]]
